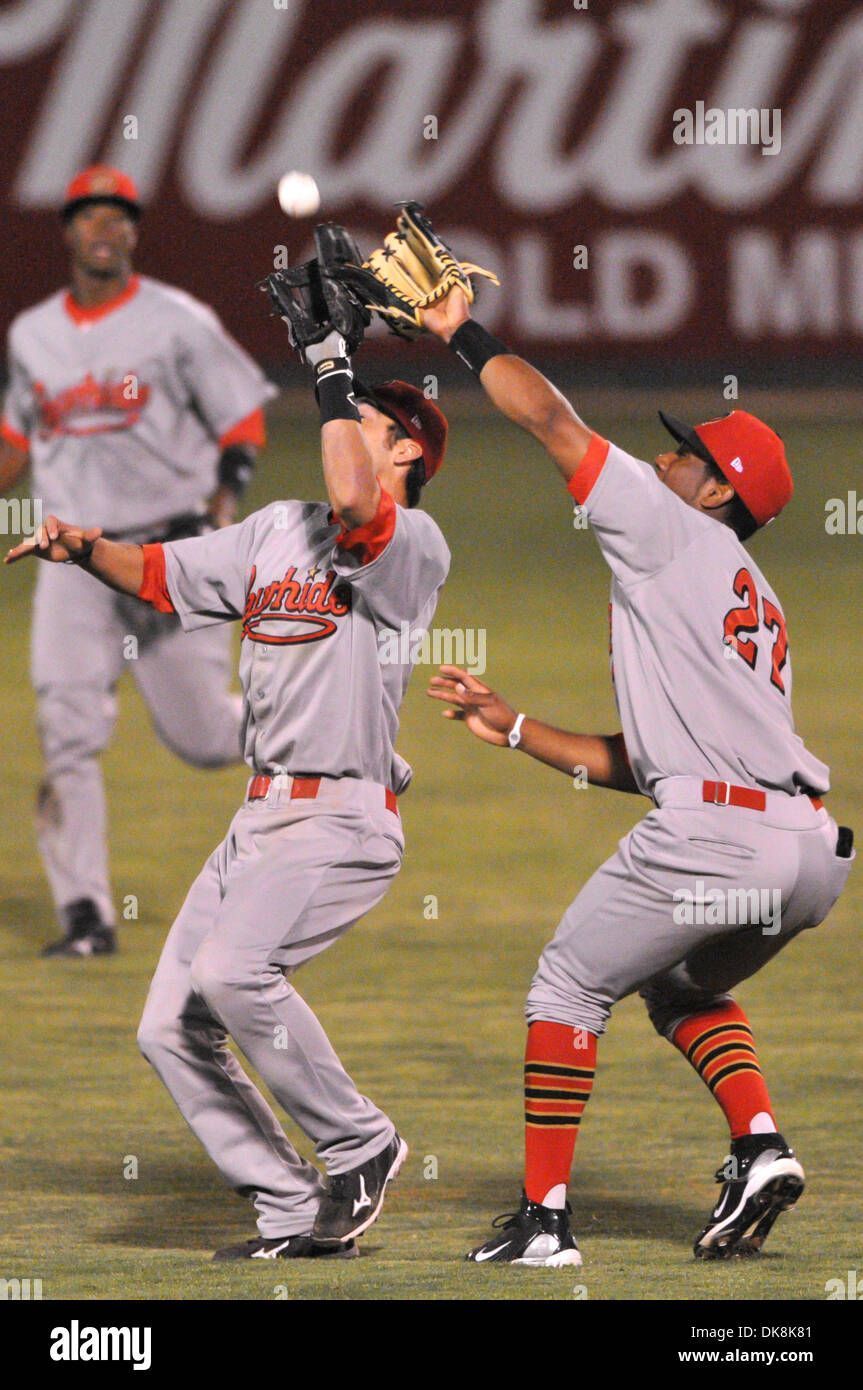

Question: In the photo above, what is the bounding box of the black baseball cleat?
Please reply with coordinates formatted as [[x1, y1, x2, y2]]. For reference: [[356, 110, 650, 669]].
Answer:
[[313, 1132, 408, 1245], [213, 1234, 358, 1261], [694, 1132, 805, 1260], [466, 1192, 582, 1267], [42, 898, 117, 958]]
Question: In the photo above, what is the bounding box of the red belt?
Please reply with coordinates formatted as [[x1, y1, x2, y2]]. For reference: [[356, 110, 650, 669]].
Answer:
[[247, 774, 398, 815], [702, 780, 823, 813]]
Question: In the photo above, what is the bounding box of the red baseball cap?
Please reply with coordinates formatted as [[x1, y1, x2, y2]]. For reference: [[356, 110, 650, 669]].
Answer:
[[354, 378, 448, 483], [62, 165, 141, 222], [659, 409, 792, 527]]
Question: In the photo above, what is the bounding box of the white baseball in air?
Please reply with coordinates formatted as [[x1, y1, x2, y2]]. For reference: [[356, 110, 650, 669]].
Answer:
[[277, 171, 321, 218]]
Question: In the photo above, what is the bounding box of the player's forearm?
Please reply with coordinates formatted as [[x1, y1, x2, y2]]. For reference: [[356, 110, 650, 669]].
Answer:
[[321, 419, 380, 528], [0, 442, 29, 494], [447, 322, 593, 481], [517, 722, 640, 793], [77, 538, 144, 597]]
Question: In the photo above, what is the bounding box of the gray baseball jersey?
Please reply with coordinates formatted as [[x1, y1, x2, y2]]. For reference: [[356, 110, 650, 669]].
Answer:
[[148, 490, 451, 792], [3, 274, 276, 534], [568, 434, 829, 798]]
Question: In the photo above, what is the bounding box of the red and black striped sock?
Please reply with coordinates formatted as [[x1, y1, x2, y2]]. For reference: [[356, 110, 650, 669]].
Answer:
[[524, 1020, 597, 1207], [671, 1002, 775, 1140]]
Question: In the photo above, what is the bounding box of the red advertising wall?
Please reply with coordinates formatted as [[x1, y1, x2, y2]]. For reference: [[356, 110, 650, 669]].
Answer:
[[1, 0, 861, 365]]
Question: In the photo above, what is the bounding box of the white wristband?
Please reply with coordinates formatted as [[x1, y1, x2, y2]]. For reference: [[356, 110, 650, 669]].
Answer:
[[508, 712, 526, 749]]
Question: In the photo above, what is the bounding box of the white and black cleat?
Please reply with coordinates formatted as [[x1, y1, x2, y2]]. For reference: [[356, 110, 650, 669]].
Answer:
[[213, 1233, 358, 1261], [694, 1132, 805, 1260], [467, 1192, 582, 1267], [313, 1132, 408, 1246]]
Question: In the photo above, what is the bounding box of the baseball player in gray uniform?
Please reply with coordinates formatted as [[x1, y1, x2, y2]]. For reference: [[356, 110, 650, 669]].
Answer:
[[5, 304, 451, 1257], [0, 166, 275, 958], [422, 288, 854, 1267]]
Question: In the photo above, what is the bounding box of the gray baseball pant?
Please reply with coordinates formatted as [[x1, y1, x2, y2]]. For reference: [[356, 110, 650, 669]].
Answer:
[[137, 775, 404, 1237], [527, 782, 854, 1038]]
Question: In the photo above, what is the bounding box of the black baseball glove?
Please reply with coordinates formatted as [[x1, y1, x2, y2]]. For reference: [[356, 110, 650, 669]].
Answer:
[[260, 224, 371, 362]]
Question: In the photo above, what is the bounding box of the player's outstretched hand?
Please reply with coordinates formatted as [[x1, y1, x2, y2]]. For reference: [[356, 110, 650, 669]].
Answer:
[[422, 286, 472, 343], [4, 515, 102, 565], [427, 664, 517, 747]]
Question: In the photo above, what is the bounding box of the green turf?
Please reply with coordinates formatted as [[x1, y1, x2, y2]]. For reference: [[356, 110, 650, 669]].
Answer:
[[1, 409, 860, 1301]]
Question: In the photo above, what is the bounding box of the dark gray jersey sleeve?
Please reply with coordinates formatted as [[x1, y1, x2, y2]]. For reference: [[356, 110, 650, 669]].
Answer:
[[331, 490, 450, 628]]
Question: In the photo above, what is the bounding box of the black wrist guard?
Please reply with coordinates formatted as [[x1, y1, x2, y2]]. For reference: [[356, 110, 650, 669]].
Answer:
[[217, 444, 255, 497], [314, 356, 361, 425], [449, 320, 510, 376]]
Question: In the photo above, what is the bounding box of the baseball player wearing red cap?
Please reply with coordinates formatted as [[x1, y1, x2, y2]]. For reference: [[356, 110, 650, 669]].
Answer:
[[421, 289, 854, 1267], [6, 303, 451, 1257], [0, 166, 275, 957]]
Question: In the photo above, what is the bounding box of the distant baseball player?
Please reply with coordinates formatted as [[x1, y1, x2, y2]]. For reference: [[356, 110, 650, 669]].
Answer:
[[0, 165, 274, 957], [346, 204, 855, 1265], [5, 229, 451, 1259]]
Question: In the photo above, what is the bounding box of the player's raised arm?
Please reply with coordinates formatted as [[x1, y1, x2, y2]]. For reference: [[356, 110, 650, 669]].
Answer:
[[425, 291, 593, 481], [427, 666, 640, 794], [262, 226, 382, 528], [4, 515, 144, 595], [312, 337, 380, 528], [335, 202, 593, 481]]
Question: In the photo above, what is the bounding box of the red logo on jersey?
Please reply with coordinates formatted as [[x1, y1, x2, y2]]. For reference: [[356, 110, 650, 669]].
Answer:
[[241, 565, 351, 645], [34, 372, 150, 437]]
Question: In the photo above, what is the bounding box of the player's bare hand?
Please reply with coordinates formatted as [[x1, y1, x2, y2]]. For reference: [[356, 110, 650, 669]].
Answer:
[[422, 286, 472, 343], [207, 484, 239, 530], [427, 664, 517, 747], [4, 515, 102, 566]]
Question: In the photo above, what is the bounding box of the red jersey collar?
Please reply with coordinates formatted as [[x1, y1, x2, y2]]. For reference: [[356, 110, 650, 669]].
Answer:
[[64, 275, 141, 326]]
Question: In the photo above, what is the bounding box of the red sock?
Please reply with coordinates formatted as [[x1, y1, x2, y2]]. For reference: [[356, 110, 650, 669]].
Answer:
[[524, 1021, 597, 1206], [671, 1002, 775, 1140]]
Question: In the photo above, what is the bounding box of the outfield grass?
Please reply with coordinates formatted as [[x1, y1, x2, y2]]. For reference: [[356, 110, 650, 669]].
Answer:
[[1, 407, 860, 1301]]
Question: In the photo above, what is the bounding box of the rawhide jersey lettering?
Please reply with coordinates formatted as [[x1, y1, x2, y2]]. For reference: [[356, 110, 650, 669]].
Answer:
[[568, 435, 829, 798], [160, 490, 450, 791], [2, 275, 275, 535]]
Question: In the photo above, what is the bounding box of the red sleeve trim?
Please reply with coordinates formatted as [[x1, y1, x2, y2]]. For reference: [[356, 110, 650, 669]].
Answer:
[[138, 543, 175, 614], [1, 419, 29, 453], [567, 434, 610, 506], [335, 488, 396, 567], [219, 407, 266, 450]]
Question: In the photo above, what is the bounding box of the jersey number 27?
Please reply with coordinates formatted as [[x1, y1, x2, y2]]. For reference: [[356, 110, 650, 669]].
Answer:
[[723, 567, 788, 695]]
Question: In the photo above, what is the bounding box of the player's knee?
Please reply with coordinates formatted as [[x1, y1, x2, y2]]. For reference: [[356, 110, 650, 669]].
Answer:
[[189, 941, 250, 1014], [136, 1010, 174, 1069], [37, 685, 116, 771], [640, 983, 732, 1041], [526, 959, 610, 1036]]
